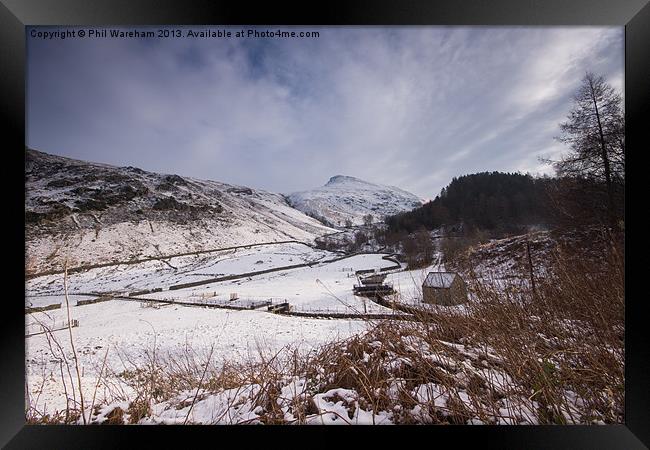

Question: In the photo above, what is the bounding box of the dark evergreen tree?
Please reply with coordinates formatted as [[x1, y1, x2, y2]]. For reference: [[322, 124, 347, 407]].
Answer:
[[386, 172, 555, 235]]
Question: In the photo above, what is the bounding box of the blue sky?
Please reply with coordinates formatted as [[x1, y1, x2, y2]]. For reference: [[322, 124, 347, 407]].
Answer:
[[27, 26, 623, 199]]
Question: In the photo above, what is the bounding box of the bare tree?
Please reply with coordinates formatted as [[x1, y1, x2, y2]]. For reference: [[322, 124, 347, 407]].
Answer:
[[550, 72, 624, 227], [414, 229, 434, 265], [354, 231, 367, 250], [362, 214, 374, 227]]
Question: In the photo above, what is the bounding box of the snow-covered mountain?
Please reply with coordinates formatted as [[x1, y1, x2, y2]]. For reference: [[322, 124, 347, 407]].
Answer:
[[25, 149, 336, 274], [286, 175, 423, 227]]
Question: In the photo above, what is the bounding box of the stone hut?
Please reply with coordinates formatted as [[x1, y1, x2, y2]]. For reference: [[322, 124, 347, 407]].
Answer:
[[422, 272, 467, 306]]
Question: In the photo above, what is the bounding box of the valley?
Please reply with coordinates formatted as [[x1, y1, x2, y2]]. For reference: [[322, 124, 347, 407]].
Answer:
[[24, 150, 624, 426]]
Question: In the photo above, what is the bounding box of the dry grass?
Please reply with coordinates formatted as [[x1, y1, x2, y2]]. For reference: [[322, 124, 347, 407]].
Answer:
[[26, 231, 624, 425], [439, 231, 625, 423]]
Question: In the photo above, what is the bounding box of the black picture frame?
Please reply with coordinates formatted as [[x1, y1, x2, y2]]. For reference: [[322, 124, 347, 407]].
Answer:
[[2, 0, 648, 448]]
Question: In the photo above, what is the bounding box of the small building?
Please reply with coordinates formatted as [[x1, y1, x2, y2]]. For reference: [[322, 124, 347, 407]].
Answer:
[[353, 272, 394, 296], [359, 273, 387, 286], [422, 272, 467, 306]]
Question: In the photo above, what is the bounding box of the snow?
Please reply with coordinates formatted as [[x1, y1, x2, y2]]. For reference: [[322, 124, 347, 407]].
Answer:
[[26, 239, 411, 417], [133, 253, 401, 315], [26, 242, 335, 301], [25, 301, 371, 415], [380, 260, 468, 313], [26, 294, 96, 309], [423, 272, 457, 288], [308, 388, 392, 425], [92, 401, 131, 424], [497, 397, 540, 425], [478, 368, 513, 394], [277, 377, 309, 422], [26, 151, 610, 425], [26, 149, 338, 273], [145, 385, 263, 425], [129, 378, 393, 424], [413, 383, 449, 408], [27, 217, 334, 275], [287, 175, 422, 227]]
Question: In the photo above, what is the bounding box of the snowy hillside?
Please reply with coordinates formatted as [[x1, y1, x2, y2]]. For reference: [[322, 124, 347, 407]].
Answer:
[[25, 149, 336, 274], [286, 175, 423, 227]]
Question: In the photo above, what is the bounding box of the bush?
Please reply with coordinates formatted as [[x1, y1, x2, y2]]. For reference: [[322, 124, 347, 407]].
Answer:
[[354, 231, 367, 248], [440, 229, 489, 264]]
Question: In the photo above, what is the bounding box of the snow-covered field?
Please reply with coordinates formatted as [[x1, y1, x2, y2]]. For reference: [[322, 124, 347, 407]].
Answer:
[[24, 241, 491, 422], [25, 244, 407, 416], [27, 242, 334, 305], [385, 265, 436, 304], [26, 301, 371, 415], [141, 253, 400, 314], [25, 236, 617, 425]]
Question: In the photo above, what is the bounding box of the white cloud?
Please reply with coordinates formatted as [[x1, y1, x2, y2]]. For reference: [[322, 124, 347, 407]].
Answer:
[[27, 26, 623, 198]]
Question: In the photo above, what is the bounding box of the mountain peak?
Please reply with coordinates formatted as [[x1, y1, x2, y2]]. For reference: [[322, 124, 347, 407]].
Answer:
[[326, 175, 363, 186], [288, 175, 423, 227]]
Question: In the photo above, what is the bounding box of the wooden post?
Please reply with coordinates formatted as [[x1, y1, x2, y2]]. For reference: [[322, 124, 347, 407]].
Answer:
[[526, 239, 536, 296]]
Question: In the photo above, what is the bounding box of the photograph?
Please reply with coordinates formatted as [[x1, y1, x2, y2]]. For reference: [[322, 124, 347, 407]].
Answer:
[[24, 24, 626, 426]]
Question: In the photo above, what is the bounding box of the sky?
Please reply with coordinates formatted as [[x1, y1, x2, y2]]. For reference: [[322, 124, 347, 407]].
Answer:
[[27, 26, 623, 200]]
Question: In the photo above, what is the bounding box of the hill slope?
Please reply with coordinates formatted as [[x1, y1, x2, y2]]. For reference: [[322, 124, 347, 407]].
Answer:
[[286, 175, 422, 227], [25, 149, 336, 273]]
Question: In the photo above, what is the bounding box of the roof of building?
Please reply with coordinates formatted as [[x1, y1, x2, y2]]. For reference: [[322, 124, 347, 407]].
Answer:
[[359, 273, 387, 285], [423, 272, 459, 289]]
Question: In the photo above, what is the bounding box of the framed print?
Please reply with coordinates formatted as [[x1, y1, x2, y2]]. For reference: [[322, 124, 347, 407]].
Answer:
[[1, 0, 648, 448]]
